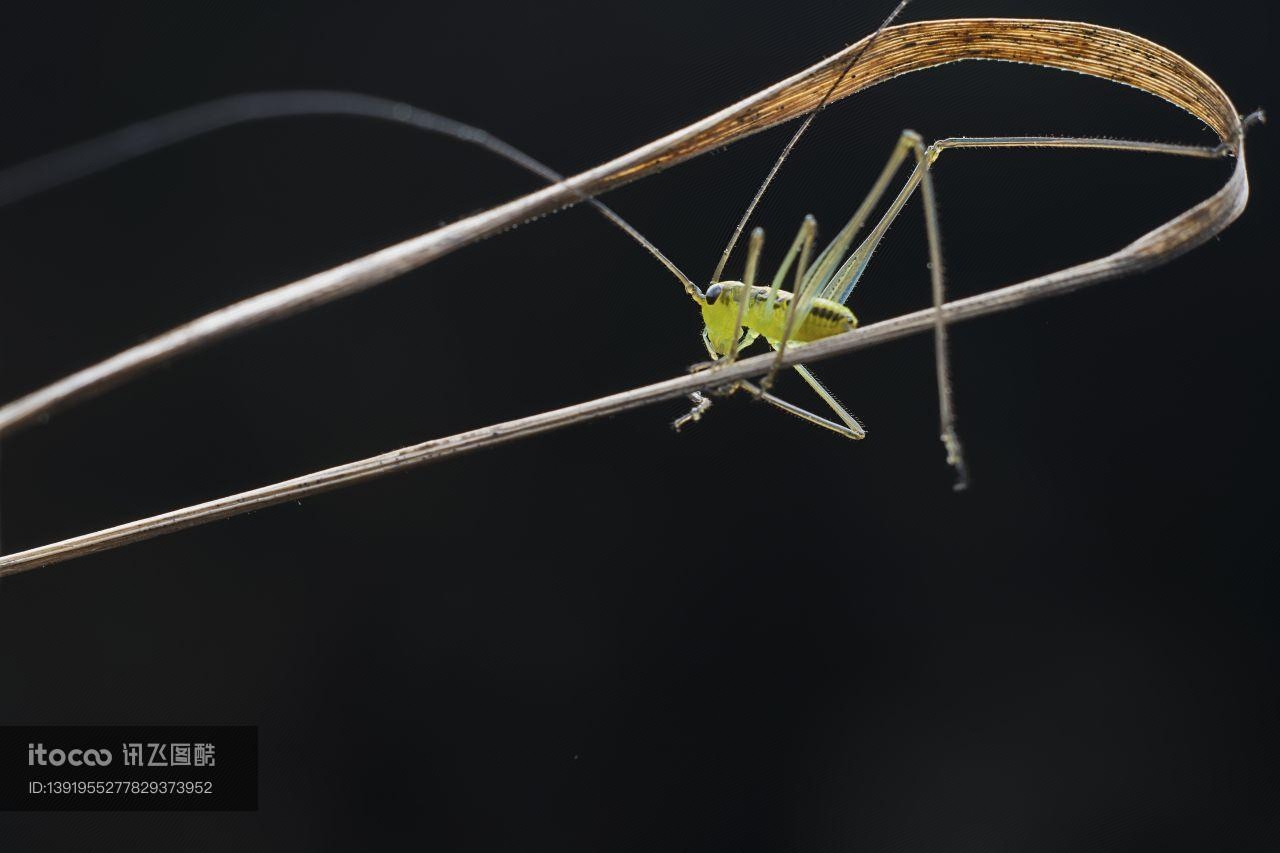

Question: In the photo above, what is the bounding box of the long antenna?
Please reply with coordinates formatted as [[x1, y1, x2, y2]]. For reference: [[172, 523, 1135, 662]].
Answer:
[[0, 93, 712, 563], [709, 0, 911, 285], [0, 91, 703, 300]]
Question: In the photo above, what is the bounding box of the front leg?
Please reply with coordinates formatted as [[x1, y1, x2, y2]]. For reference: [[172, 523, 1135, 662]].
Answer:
[[673, 329, 756, 432], [672, 391, 713, 432]]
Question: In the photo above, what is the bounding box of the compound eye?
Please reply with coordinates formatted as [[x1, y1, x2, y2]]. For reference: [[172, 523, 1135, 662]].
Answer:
[[705, 283, 723, 304]]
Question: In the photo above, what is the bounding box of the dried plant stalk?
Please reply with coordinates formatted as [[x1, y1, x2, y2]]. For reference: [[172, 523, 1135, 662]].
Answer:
[[0, 18, 1245, 438], [0, 19, 1252, 574]]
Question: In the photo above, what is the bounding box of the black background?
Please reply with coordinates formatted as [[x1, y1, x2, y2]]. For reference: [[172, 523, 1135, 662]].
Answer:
[[0, 0, 1275, 849]]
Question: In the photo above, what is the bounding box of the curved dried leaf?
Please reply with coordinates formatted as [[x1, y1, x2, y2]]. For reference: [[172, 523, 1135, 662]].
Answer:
[[0, 18, 1253, 573], [0, 18, 1247, 438]]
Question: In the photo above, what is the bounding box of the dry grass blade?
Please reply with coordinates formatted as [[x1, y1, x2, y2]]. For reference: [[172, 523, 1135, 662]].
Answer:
[[0, 18, 1252, 574], [0, 18, 1246, 438]]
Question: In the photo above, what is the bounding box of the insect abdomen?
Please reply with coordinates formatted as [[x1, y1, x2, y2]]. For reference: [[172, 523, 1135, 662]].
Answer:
[[745, 288, 856, 343]]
